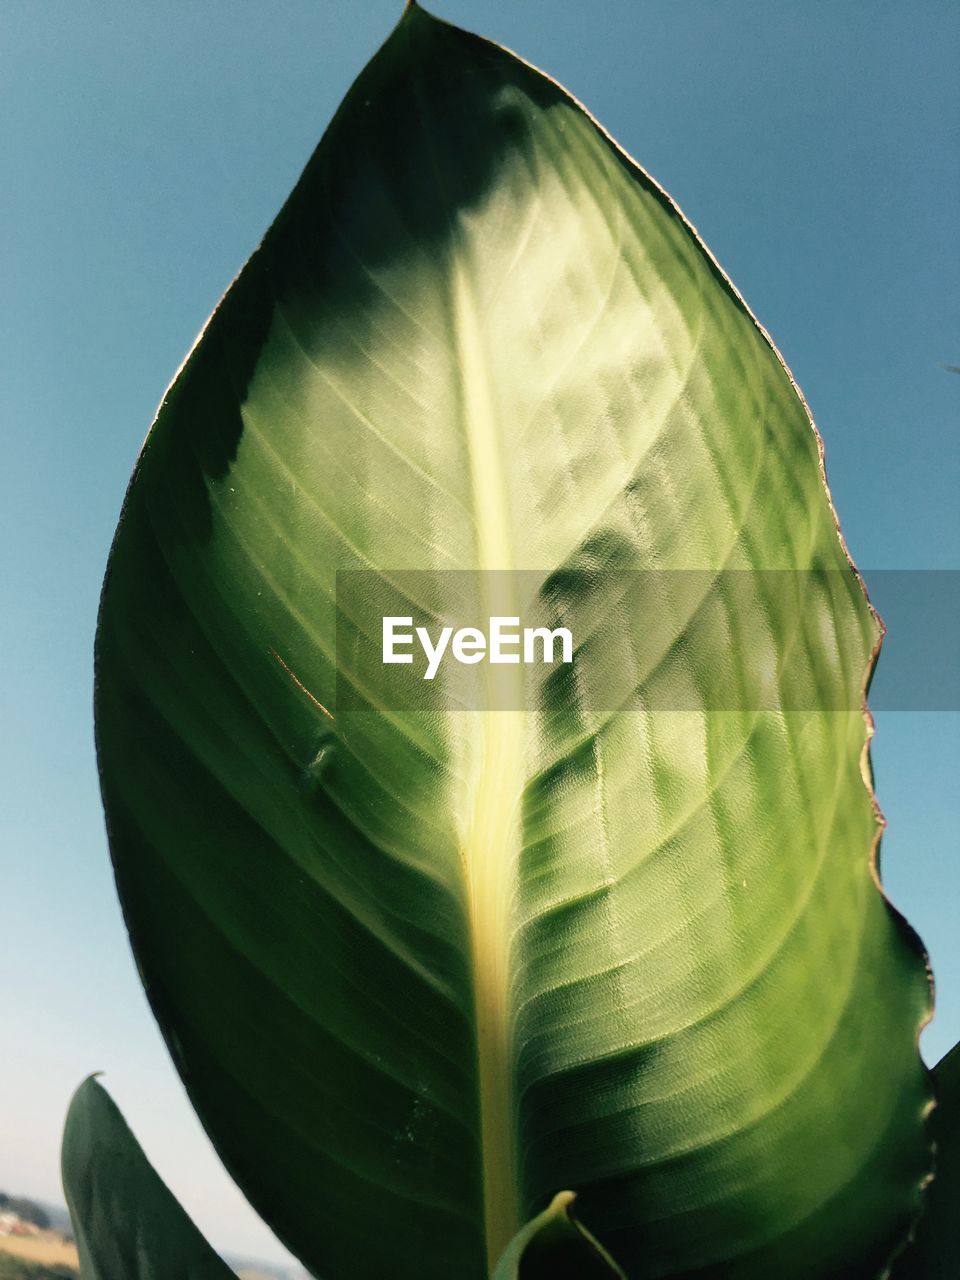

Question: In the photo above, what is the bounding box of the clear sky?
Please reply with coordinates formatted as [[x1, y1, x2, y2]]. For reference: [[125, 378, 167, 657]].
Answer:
[[1, 0, 957, 1269]]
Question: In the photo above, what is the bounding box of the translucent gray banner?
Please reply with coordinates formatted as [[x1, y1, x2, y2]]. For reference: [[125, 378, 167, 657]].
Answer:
[[334, 570, 960, 713]]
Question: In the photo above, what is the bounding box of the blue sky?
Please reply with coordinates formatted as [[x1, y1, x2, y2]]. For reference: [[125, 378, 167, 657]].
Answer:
[[1, 0, 957, 1268]]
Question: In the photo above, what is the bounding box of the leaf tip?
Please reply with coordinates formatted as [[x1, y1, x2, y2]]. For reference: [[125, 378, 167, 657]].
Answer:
[[67, 1072, 105, 1109], [546, 1189, 578, 1216]]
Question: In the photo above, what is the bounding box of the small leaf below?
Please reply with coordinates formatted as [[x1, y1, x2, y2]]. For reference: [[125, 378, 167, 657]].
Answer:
[[493, 1191, 627, 1279]]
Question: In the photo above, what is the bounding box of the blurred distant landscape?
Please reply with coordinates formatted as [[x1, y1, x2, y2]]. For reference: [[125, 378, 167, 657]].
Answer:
[[0, 1190, 307, 1280]]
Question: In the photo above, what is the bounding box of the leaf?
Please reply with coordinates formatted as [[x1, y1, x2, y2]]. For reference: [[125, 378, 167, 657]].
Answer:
[[892, 1044, 960, 1278], [61, 1077, 233, 1279], [493, 1191, 627, 1278], [94, 4, 932, 1278]]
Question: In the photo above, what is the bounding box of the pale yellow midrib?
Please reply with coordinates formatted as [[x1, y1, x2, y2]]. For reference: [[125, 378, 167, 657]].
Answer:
[[451, 254, 525, 1271]]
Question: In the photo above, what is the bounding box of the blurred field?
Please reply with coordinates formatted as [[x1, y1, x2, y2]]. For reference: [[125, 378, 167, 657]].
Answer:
[[0, 1234, 78, 1267]]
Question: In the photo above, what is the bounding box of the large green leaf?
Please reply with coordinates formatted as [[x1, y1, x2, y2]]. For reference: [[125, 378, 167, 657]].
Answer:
[[61, 1077, 233, 1279], [893, 1044, 960, 1278], [95, 4, 932, 1277]]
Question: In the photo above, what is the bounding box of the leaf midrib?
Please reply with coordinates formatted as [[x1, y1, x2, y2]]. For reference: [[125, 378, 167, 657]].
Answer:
[[452, 252, 525, 1269]]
